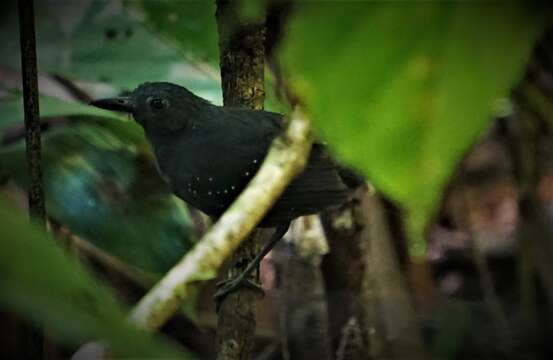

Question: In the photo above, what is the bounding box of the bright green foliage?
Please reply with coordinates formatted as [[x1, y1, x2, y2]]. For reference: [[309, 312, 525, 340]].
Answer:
[[280, 2, 548, 256], [0, 199, 189, 358], [0, 114, 195, 274]]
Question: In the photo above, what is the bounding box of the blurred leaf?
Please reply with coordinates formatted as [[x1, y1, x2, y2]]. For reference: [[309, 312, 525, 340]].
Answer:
[[0, 0, 221, 101], [0, 119, 195, 274], [238, 0, 266, 23], [281, 2, 548, 256], [0, 94, 121, 130], [0, 94, 147, 148], [430, 301, 471, 360], [0, 198, 189, 357], [265, 72, 292, 114], [129, 0, 219, 64]]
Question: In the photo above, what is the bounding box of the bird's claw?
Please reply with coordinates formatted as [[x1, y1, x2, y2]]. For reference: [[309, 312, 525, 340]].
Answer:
[[214, 277, 265, 310]]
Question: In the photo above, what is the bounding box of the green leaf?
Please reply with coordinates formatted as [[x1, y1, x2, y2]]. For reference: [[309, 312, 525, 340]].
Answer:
[[0, 94, 122, 130], [0, 0, 221, 100], [281, 2, 547, 256], [430, 301, 471, 360], [0, 198, 189, 358], [0, 119, 195, 274], [129, 0, 220, 64], [238, 0, 266, 23], [0, 94, 150, 155]]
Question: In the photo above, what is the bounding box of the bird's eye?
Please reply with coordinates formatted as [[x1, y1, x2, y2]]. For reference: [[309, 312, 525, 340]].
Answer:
[[147, 97, 169, 110]]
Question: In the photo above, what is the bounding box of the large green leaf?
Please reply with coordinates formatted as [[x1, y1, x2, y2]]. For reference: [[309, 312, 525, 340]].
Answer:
[[0, 198, 189, 357], [0, 94, 147, 147], [0, 93, 194, 274], [281, 2, 548, 256], [2, 126, 194, 275], [0, 119, 195, 274]]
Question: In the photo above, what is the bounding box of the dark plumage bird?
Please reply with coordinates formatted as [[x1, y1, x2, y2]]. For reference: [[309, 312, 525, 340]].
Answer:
[[91, 82, 362, 300]]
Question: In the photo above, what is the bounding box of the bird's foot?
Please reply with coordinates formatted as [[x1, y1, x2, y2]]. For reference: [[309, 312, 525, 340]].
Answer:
[[214, 276, 264, 310]]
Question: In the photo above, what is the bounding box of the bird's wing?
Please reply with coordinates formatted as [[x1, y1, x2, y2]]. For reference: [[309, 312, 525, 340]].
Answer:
[[261, 143, 352, 226], [218, 107, 362, 226]]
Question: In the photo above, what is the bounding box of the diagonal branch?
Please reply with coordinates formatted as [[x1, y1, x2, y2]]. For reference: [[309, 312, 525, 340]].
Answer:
[[129, 108, 312, 331]]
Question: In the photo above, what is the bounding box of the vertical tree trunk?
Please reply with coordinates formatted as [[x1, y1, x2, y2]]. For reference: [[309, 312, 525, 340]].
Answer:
[[366, 195, 426, 360], [322, 188, 427, 360], [18, 0, 46, 358], [215, 1, 266, 359]]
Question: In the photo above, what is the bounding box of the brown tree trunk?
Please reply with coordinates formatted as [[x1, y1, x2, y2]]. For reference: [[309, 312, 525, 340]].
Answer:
[[366, 195, 426, 360], [215, 2, 266, 359], [322, 188, 426, 360]]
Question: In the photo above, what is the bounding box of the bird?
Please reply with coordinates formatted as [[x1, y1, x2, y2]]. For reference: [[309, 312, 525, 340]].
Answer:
[[91, 82, 363, 302]]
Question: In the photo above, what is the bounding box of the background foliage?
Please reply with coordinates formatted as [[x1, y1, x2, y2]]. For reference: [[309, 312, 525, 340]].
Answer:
[[0, 0, 549, 357]]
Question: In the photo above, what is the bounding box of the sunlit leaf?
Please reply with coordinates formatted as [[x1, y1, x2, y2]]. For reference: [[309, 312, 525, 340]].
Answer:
[[281, 2, 548, 256]]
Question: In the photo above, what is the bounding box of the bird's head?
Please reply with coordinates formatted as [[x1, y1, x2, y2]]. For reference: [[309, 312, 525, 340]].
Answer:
[[90, 82, 212, 133]]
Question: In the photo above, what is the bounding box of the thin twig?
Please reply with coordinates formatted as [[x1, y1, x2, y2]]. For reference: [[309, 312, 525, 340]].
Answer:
[[18, 0, 45, 226], [18, 0, 46, 358]]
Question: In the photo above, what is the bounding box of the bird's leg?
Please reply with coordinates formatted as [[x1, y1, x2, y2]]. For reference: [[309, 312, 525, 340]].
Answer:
[[215, 222, 290, 306]]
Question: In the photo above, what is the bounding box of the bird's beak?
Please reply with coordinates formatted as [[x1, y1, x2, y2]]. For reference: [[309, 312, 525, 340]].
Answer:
[[90, 96, 135, 113]]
